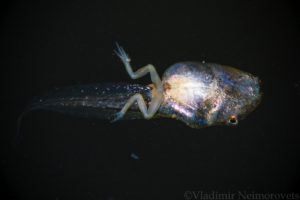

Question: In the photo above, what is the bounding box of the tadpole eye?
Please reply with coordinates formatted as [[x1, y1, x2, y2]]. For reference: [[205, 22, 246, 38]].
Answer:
[[228, 116, 238, 126]]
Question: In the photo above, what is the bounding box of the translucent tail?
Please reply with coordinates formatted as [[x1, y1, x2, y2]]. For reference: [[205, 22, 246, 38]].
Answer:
[[13, 106, 34, 146], [12, 82, 154, 146]]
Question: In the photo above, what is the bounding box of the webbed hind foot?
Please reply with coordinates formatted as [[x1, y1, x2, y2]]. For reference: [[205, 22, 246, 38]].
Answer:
[[109, 112, 124, 123], [114, 42, 131, 63]]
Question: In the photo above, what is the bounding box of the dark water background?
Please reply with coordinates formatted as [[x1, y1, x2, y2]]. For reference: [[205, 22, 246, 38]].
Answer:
[[1, 0, 299, 199]]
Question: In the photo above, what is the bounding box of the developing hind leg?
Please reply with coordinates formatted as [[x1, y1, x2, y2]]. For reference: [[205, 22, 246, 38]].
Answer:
[[110, 92, 163, 122], [114, 43, 162, 86], [111, 43, 164, 122]]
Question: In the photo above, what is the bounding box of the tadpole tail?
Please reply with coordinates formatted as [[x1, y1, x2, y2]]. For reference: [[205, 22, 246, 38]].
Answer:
[[14, 82, 154, 145], [13, 105, 37, 146]]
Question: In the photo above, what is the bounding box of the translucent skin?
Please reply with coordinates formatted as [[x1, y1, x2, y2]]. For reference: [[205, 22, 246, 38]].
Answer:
[[18, 44, 261, 132], [20, 63, 261, 129], [158, 62, 262, 128]]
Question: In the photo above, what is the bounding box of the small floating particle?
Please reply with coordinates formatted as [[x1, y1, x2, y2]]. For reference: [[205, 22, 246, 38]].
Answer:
[[130, 153, 139, 160]]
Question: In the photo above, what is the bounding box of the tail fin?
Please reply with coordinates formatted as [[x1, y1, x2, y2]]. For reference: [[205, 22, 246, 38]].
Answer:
[[12, 106, 34, 146]]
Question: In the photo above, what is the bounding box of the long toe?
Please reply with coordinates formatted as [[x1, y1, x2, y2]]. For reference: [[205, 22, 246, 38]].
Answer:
[[109, 112, 123, 123]]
